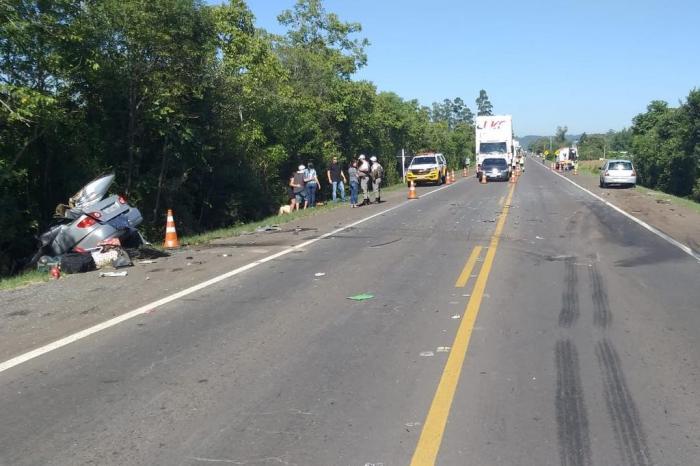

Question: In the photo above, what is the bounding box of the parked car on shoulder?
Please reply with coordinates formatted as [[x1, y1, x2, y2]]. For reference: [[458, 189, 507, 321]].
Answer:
[[599, 160, 636, 188]]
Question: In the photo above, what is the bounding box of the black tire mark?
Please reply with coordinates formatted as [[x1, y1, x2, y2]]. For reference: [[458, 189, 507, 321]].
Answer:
[[555, 339, 592, 466], [589, 265, 612, 328], [596, 339, 652, 466], [559, 258, 579, 328]]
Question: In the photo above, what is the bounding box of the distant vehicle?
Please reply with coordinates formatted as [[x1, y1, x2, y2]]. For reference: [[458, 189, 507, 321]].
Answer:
[[599, 160, 636, 188], [556, 147, 578, 170], [475, 115, 513, 180], [480, 158, 511, 182], [406, 153, 447, 185]]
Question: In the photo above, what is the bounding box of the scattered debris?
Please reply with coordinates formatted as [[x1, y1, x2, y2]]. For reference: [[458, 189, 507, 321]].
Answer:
[[535, 236, 544, 240], [256, 224, 282, 232], [436, 346, 451, 353], [138, 260, 156, 264], [314, 272, 326, 277], [419, 351, 434, 357], [99, 271, 128, 277], [347, 293, 374, 301], [452, 315, 461, 319]]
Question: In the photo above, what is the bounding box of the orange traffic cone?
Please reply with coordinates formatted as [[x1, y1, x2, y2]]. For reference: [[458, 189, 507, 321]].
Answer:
[[408, 180, 418, 199], [445, 170, 452, 184], [451, 170, 456, 183], [480, 172, 487, 184], [463, 167, 467, 177], [163, 209, 180, 249], [573, 164, 578, 175], [510, 170, 517, 183]]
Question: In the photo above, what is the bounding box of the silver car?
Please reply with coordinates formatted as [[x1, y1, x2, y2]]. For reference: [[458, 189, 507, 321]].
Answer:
[[599, 159, 636, 188]]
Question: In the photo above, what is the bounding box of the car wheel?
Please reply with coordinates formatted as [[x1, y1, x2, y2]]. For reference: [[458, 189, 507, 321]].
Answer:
[[599, 179, 605, 188]]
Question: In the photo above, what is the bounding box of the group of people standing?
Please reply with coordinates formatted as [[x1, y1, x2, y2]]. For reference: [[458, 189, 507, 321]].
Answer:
[[288, 155, 383, 210]]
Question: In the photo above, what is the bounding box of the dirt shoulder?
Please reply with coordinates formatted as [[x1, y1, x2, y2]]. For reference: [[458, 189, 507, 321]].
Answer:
[[0, 182, 432, 363], [557, 163, 700, 254]]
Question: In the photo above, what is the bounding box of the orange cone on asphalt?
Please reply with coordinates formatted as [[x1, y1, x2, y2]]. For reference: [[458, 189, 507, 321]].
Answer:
[[480, 172, 487, 184], [408, 181, 418, 199], [510, 170, 517, 183], [163, 209, 180, 249], [574, 164, 578, 175], [451, 170, 456, 183]]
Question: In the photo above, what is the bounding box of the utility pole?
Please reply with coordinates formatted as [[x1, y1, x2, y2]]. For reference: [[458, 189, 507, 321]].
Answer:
[[401, 148, 406, 182]]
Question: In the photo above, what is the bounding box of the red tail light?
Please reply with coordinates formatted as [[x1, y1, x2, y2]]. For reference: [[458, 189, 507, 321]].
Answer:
[[605, 171, 609, 176], [118, 196, 127, 204], [77, 216, 97, 228]]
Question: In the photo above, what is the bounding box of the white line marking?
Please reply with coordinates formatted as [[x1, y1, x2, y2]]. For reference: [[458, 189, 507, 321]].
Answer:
[[0, 183, 457, 374], [535, 161, 700, 261]]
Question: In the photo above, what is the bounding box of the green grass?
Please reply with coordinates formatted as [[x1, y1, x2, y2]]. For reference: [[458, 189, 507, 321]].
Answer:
[[635, 185, 700, 214], [0, 270, 50, 291], [181, 182, 408, 246]]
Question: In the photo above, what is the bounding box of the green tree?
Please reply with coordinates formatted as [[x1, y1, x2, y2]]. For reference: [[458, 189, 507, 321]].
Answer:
[[475, 89, 493, 116]]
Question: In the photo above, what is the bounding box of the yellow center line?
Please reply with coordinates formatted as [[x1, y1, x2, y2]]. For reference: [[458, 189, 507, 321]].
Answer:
[[454, 246, 482, 288], [410, 183, 516, 466]]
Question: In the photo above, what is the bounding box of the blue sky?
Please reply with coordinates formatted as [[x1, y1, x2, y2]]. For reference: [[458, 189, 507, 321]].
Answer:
[[231, 0, 699, 136]]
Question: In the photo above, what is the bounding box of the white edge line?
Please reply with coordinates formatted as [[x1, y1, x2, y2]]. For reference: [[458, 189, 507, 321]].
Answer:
[[0, 182, 458, 374], [536, 161, 700, 262]]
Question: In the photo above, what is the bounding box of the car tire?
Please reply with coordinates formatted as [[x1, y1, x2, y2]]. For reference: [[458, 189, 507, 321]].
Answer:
[[599, 179, 605, 188]]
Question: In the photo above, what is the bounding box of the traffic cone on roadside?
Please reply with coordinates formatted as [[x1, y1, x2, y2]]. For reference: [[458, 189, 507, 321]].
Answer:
[[408, 181, 418, 199], [480, 172, 487, 184], [510, 170, 517, 183], [451, 170, 456, 183], [445, 170, 452, 185], [463, 167, 468, 177], [163, 209, 180, 249], [574, 164, 578, 175]]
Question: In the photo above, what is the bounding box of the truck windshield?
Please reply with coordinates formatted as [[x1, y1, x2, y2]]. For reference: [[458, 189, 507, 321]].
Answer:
[[479, 142, 507, 153]]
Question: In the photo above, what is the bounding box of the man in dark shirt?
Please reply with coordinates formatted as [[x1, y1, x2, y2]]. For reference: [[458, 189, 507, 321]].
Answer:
[[327, 157, 347, 202]]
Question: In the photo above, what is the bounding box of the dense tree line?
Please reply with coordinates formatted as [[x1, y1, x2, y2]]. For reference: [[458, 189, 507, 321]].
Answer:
[[630, 90, 699, 200], [0, 0, 476, 276]]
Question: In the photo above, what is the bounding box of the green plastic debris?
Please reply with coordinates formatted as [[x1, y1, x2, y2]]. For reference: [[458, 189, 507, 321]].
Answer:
[[347, 293, 374, 301]]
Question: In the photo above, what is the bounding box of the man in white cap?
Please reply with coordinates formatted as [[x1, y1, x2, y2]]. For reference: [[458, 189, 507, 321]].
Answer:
[[370, 156, 384, 203], [357, 154, 371, 206], [289, 164, 308, 210]]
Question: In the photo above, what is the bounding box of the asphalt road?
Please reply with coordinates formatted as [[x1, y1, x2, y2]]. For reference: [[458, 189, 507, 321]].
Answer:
[[2, 161, 699, 466]]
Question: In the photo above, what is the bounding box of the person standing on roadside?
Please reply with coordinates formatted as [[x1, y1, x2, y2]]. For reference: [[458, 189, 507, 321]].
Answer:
[[357, 154, 371, 206], [348, 160, 360, 208], [370, 156, 384, 204], [290, 164, 308, 210], [304, 162, 321, 207], [327, 156, 347, 202]]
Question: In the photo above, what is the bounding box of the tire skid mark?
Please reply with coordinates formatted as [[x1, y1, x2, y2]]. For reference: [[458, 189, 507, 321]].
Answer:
[[589, 265, 612, 328], [559, 258, 579, 328], [555, 339, 592, 466], [596, 339, 652, 466]]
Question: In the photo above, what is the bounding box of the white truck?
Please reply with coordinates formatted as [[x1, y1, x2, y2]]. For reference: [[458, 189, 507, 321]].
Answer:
[[556, 146, 578, 170], [475, 115, 514, 180]]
